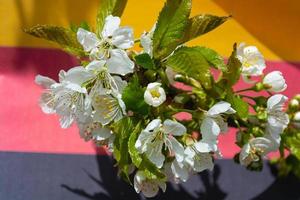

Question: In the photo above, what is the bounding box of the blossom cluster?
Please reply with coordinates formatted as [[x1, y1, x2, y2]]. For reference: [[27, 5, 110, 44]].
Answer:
[[28, 0, 298, 197]]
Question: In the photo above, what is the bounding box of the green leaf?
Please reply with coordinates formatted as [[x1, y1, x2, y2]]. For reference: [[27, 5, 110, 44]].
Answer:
[[222, 43, 242, 87], [24, 25, 85, 56], [153, 0, 191, 60], [166, 46, 212, 89], [194, 46, 226, 71], [112, 117, 138, 167], [122, 75, 150, 115], [180, 14, 230, 44], [135, 53, 155, 69], [128, 122, 143, 167], [96, 0, 128, 36], [70, 21, 91, 33], [227, 91, 249, 119]]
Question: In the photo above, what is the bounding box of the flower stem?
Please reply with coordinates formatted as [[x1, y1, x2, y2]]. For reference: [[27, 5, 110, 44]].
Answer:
[[235, 87, 254, 93]]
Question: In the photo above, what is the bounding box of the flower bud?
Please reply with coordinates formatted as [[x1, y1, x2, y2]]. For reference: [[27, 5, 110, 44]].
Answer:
[[289, 99, 299, 111], [144, 82, 166, 107], [293, 111, 300, 128], [263, 71, 287, 92]]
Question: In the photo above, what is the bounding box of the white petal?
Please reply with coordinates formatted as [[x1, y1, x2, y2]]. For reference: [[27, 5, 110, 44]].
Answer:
[[112, 76, 127, 93], [39, 92, 56, 114], [193, 153, 214, 172], [64, 82, 87, 94], [140, 32, 153, 56], [59, 115, 74, 128], [158, 181, 166, 193], [184, 147, 196, 168], [194, 141, 215, 153], [167, 136, 184, 163], [92, 94, 123, 125], [267, 94, 288, 111], [107, 49, 134, 76], [135, 130, 155, 153], [145, 119, 161, 132], [112, 27, 134, 49], [35, 75, 56, 88], [239, 143, 251, 166], [200, 117, 220, 139], [171, 160, 189, 182], [250, 137, 273, 155], [162, 119, 186, 136], [263, 71, 287, 92], [145, 140, 165, 168], [77, 28, 100, 52], [85, 60, 106, 73], [101, 15, 121, 38], [207, 101, 234, 116], [64, 66, 93, 85]]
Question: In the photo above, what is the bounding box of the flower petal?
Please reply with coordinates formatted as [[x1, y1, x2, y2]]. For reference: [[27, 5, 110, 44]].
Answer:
[[64, 66, 93, 85], [267, 94, 288, 111], [207, 101, 234, 116], [167, 136, 184, 163], [145, 119, 161, 132], [135, 130, 155, 153], [101, 15, 121, 38], [194, 141, 215, 153], [85, 60, 106, 73], [162, 119, 186, 136], [92, 94, 123, 125], [77, 28, 100, 52], [112, 27, 134, 49], [59, 115, 74, 129], [35, 75, 56, 88], [193, 153, 214, 172], [107, 49, 134, 76], [200, 117, 220, 139], [145, 139, 165, 168], [171, 160, 189, 182]]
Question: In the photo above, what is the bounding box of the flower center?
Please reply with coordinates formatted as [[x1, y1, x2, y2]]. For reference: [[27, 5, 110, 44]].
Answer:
[[150, 89, 161, 98]]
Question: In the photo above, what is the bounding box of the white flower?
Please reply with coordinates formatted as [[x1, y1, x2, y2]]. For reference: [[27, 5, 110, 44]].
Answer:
[[134, 171, 166, 198], [35, 67, 93, 128], [144, 82, 166, 107], [267, 94, 289, 129], [140, 24, 156, 57], [184, 141, 214, 172], [77, 15, 134, 73], [135, 119, 186, 168], [35, 75, 57, 114], [83, 60, 128, 125], [239, 137, 273, 166], [236, 43, 266, 76], [263, 71, 287, 92], [200, 101, 236, 151]]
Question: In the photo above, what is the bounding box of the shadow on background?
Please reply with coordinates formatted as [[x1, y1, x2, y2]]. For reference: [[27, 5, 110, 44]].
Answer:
[[61, 155, 227, 200], [61, 154, 300, 200]]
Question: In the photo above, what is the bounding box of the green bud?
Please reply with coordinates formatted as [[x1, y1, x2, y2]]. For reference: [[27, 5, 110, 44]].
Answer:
[[253, 82, 265, 92], [174, 93, 190, 104], [144, 70, 157, 82]]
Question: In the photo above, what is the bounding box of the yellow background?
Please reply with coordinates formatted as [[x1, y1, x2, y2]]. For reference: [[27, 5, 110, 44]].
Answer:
[[1, 0, 299, 61]]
